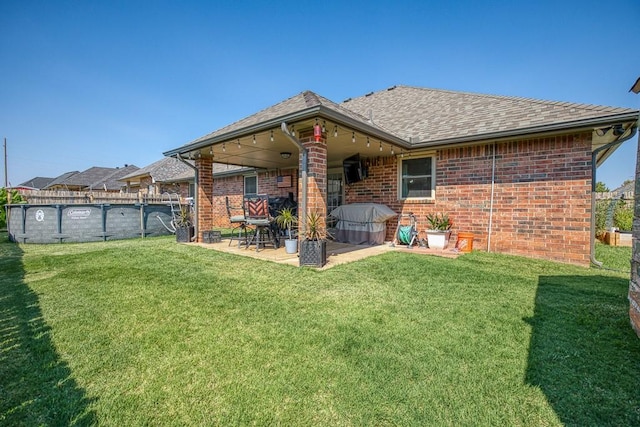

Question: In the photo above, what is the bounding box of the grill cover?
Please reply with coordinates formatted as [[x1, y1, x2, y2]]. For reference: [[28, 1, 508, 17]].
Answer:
[[330, 203, 397, 245]]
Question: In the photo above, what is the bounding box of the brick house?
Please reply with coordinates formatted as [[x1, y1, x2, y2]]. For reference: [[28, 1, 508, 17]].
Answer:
[[163, 85, 639, 266], [119, 157, 195, 199]]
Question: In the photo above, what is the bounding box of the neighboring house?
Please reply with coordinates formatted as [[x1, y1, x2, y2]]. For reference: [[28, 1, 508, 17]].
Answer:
[[45, 165, 139, 191], [119, 157, 196, 199], [17, 176, 55, 190], [163, 85, 639, 266]]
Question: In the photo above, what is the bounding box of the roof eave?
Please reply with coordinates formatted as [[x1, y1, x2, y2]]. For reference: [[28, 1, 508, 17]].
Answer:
[[409, 111, 640, 149]]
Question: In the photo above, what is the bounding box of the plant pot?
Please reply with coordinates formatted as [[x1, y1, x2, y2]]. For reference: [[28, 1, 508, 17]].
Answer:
[[284, 238, 298, 254], [299, 240, 327, 267], [176, 226, 194, 243], [426, 230, 451, 250]]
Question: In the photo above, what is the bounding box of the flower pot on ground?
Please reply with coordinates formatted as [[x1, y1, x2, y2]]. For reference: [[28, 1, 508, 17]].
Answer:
[[425, 212, 452, 250], [175, 206, 194, 243], [299, 211, 329, 267], [274, 207, 298, 254]]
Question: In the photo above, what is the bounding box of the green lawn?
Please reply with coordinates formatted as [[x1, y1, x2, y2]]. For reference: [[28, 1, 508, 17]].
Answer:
[[1, 234, 639, 426]]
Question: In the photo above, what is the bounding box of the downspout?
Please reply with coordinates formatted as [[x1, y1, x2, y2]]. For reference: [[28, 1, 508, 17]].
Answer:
[[590, 124, 638, 267], [487, 142, 497, 252], [281, 122, 308, 237], [175, 153, 198, 242]]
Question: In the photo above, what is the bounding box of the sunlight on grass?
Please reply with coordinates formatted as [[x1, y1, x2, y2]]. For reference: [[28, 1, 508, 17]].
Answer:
[[2, 234, 640, 425]]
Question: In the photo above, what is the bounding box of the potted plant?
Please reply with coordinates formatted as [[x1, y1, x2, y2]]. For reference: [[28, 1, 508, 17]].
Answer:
[[274, 207, 298, 254], [425, 212, 452, 249], [299, 211, 328, 267], [175, 206, 194, 243]]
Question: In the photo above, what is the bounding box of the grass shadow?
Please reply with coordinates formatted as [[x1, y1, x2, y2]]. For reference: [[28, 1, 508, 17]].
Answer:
[[525, 274, 640, 425], [0, 235, 96, 425]]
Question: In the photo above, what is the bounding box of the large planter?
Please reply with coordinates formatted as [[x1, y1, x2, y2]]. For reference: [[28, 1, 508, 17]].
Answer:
[[299, 240, 327, 267], [284, 238, 298, 254], [426, 230, 451, 250], [176, 226, 194, 243]]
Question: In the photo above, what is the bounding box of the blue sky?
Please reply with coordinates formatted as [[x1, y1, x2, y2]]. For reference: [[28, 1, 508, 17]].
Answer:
[[1, 0, 639, 189]]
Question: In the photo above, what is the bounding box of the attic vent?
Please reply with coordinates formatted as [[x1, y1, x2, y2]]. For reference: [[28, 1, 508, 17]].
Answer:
[[387, 85, 397, 91], [365, 91, 374, 97]]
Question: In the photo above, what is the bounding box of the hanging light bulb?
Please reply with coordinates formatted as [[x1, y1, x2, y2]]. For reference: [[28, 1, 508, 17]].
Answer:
[[222, 142, 226, 152], [352, 132, 355, 143], [209, 147, 213, 155], [237, 139, 241, 149], [291, 125, 295, 136], [367, 137, 370, 148], [379, 141, 383, 151], [322, 120, 326, 133], [270, 130, 274, 142], [333, 125, 338, 137], [391, 146, 395, 155], [400, 150, 404, 158], [252, 135, 256, 144]]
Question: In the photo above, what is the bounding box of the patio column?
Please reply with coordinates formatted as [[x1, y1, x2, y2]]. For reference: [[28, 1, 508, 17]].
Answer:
[[299, 130, 328, 231], [196, 157, 214, 241]]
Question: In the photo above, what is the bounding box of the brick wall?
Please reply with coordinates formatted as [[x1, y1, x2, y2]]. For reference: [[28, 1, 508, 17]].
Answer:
[[344, 132, 593, 265], [208, 168, 299, 228]]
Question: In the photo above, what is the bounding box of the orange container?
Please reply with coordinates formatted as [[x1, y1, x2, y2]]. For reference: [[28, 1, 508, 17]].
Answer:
[[456, 232, 474, 253]]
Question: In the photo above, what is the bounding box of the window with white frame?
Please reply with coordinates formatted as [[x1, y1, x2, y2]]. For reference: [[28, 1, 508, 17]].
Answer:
[[398, 155, 435, 199], [244, 175, 257, 195]]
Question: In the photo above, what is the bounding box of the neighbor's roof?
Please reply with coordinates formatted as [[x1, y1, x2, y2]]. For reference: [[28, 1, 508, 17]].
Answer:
[[120, 157, 195, 183], [44, 171, 80, 188], [17, 176, 55, 190], [46, 166, 138, 190], [341, 85, 639, 144]]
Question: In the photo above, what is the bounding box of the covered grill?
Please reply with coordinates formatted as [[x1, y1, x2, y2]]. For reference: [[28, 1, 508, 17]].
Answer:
[[330, 203, 397, 245]]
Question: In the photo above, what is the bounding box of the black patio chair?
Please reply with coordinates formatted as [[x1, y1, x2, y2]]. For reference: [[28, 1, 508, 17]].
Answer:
[[244, 194, 279, 252], [226, 196, 249, 247]]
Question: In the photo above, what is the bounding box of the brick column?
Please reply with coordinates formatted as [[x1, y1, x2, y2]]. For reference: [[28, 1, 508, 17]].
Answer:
[[298, 131, 328, 232], [196, 157, 214, 242], [630, 136, 640, 337]]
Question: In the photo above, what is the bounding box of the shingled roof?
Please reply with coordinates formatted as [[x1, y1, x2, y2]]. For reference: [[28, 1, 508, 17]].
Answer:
[[188, 90, 387, 146], [341, 85, 638, 144], [17, 176, 55, 189], [120, 157, 195, 183], [46, 166, 139, 190]]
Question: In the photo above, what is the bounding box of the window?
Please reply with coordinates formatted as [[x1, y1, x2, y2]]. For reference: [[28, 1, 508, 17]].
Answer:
[[244, 175, 257, 195], [398, 155, 434, 199]]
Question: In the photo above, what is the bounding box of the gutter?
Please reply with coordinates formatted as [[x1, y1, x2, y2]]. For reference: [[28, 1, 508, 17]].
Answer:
[[280, 122, 308, 237], [174, 153, 198, 242], [590, 121, 638, 267]]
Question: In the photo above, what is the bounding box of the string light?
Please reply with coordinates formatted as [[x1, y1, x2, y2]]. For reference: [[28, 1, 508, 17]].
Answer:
[[352, 132, 355, 143], [222, 142, 226, 152], [379, 141, 383, 151], [291, 125, 295, 136], [367, 137, 370, 148], [252, 135, 256, 144], [270, 130, 274, 142], [391, 146, 395, 155], [322, 120, 326, 133], [237, 139, 241, 149], [209, 147, 213, 155], [333, 125, 338, 137]]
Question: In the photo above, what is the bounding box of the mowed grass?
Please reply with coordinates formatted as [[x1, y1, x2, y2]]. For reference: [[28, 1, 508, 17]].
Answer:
[[1, 234, 639, 426]]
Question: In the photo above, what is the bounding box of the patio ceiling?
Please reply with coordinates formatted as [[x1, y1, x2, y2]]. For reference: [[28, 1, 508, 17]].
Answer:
[[173, 115, 410, 171]]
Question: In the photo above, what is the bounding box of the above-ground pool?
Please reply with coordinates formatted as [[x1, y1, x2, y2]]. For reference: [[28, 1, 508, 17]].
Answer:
[[6, 203, 174, 243]]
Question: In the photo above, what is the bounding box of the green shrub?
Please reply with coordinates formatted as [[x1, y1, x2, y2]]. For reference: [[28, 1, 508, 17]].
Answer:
[[613, 200, 633, 231], [0, 188, 24, 229]]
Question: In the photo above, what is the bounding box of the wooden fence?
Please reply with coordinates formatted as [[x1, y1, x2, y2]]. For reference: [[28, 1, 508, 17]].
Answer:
[[16, 189, 185, 205]]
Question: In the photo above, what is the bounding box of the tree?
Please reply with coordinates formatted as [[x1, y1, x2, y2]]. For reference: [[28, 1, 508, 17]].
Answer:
[[0, 188, 24, 229], [595, 181, 609, 192]]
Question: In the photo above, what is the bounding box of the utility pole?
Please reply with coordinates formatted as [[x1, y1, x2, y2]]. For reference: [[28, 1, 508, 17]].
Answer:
[[3, 138, 7, 188]]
